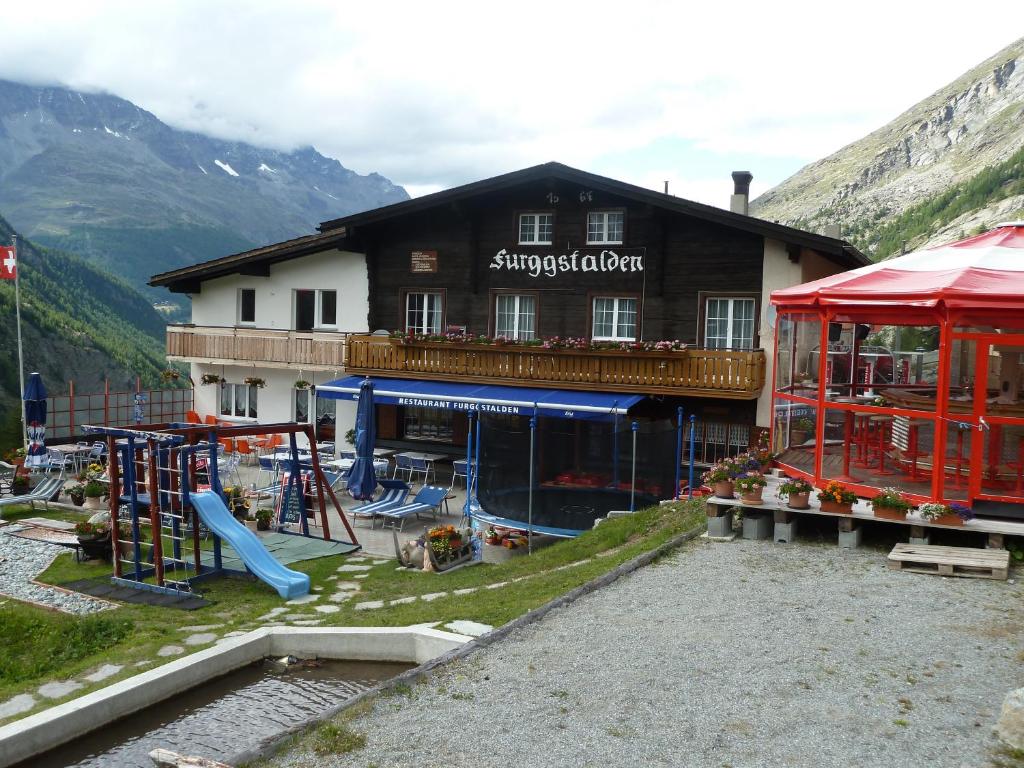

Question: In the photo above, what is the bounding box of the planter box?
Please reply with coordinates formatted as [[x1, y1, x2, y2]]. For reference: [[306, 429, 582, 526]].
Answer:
[[873, 506, 908, 521], [820, 500, 853, 514]]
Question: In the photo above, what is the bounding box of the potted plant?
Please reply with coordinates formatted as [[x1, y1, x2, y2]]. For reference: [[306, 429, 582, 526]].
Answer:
[[752, 431, 775, 472], [294, 380, 312, 390], [484, 526, 500, 545], [223, 486, 249, 519], [870, 487, 912, 521], [4, 447, 26, 469], [777, 476, 814, 509], [703, 458, 740, 499], [200, 373, 224, 385], [344, 428, 357, 447], [917, 501, 975, 527], [255, 507, 273, 531], [75, 520, 112, 560], [790, 417, 814, 446], [243, 376, 266, 388], [66, 483, 86, 507], [817, 480, 857, 514], [83, 479, 106, 510], [161, 368, 181, 382], [10, 475, 30, 496], [734, 473, 767, 504]]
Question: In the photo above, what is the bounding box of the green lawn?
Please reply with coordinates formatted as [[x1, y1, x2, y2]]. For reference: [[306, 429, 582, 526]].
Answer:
[[0, 499, 705, 723]]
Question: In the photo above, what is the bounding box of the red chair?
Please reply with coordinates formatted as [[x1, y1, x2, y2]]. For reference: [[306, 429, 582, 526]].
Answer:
[[186, 410, 201, 424]]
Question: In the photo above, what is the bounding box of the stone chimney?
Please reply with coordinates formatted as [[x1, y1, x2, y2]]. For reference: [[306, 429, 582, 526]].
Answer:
[[730, 171, 753, 215]]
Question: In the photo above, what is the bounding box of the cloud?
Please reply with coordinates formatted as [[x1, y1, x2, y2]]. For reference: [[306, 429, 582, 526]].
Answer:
[[0, 0, 1020, 200]]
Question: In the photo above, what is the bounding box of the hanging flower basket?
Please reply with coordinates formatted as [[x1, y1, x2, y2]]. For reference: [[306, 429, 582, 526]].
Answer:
[[161, 369, 181, 382], [243, 377, 266, 388], [200, 374, 224, 386], [294, 380, 312, 390]]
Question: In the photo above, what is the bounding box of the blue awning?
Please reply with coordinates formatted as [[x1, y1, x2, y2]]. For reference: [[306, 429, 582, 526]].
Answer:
[[316, 376, 644, 422]]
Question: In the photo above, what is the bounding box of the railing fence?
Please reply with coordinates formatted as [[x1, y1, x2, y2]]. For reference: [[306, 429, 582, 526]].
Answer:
[[44, 382, 194, 442]]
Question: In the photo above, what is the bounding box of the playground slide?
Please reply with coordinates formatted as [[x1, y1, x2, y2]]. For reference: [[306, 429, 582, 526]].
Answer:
[[190, 491, 310, 600]]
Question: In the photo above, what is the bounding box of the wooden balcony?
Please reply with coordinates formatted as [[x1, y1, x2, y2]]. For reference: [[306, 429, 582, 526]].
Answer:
[[344, 336, 766, 399], [166, 325, 348, 371]]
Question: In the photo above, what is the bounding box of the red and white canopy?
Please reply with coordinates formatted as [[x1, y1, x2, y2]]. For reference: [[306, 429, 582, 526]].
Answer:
[[772, 223, 1024, 322]]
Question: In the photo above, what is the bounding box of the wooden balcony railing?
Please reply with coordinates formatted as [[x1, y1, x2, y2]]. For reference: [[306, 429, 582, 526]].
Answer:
[[345, 336, 765, 399], [166, 325, 349, 371]]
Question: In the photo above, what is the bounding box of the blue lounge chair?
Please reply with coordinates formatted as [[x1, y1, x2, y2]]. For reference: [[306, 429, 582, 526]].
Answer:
[[350, 480, 410, 527], [0, 476, 65, 512], [375, 485, 449, 531]]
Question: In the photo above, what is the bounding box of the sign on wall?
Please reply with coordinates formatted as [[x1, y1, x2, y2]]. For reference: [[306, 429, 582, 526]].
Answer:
[[489, 248, 644, 278], [410, 250, 438, 273]]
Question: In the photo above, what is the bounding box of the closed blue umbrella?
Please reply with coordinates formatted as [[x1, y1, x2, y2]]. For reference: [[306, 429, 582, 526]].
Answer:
[[347, 380, 378, 500], [23, 372, 47, 469]]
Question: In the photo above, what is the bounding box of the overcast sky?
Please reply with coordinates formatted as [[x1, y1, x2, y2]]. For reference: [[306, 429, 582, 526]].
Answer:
[[0, 1, 1020, 205]]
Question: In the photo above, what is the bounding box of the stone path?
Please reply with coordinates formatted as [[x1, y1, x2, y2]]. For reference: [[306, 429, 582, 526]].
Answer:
[[0, 528, 112, 613]]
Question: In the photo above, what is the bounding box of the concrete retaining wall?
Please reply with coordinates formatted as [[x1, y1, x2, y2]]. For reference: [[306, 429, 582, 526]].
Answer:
[[0, 626, 469, 768]]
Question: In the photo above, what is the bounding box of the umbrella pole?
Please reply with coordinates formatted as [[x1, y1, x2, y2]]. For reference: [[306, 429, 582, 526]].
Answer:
[[528, 411, 536, 554], [12, 235, 26, 450]]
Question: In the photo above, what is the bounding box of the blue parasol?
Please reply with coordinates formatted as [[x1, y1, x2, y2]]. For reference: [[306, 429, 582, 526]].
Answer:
[[23, 372, 47, 469], [347, 379, 379, 500]]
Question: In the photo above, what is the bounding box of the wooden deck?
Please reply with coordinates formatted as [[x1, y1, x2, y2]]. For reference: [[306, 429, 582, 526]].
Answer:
[[344, 336, 766, 399]]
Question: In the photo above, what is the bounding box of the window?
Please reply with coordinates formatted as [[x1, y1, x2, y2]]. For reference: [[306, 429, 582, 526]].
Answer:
[[220, 383, 258, 419], [494, 294, 536, 340], [295, 289, 337, 331], [705, 297, 756, 350], [294, 387, 312, 423], [587, 211, 624, 244], [238, 289, 256, 325], [592, 296, 637, 341], [405, 292, 443, 334], [518, 213, 553, 245], [403, 407, 454, 442]]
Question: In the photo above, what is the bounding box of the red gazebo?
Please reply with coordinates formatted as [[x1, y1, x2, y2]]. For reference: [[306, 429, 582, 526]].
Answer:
[[769, 222, 1024, 519]]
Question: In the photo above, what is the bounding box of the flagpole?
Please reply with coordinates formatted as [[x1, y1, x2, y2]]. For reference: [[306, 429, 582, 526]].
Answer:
[[12, 235, 26, 450]]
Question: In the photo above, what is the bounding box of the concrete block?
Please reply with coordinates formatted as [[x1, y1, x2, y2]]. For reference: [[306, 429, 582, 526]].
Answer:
[[742, 514, 771, 540], [707, 513, 733, 538], [838, 526, 863, 549], [909, 534, 930, 545], [774, 520, 797, 544]]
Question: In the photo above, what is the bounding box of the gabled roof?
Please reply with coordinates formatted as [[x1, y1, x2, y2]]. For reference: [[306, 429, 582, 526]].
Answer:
[[149, 229, 349, 292], [319, 161, 868, 268], [150, 161, 868, 293]]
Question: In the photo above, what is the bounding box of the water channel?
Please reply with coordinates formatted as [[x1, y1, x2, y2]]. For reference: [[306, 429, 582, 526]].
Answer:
[[20, 658, 413, 768]]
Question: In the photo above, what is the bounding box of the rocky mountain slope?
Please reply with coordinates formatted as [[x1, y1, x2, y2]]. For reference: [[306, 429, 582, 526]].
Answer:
[[0, 212, 167, 417], [0, 79, 408, 305], [751, 37, 1024, 256]]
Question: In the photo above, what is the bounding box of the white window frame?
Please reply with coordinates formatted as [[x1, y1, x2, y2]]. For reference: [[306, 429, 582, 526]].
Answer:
[[704, 296, 757, 350], [591, 296, 637, 342], [405, 291, 444, 334], [238, 288, 256, 326], [518, 212, 553, 245], [494, 293, 537, 340], [219, 382, 259, 420], [316, 289, 337, 329], [586, 211, 624, 245]]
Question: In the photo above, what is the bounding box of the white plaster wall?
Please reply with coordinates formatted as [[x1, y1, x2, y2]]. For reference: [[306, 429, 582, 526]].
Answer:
[[190, 363, 357, 450], [756, 239, 803, 427], [189, 249, 369, 331]]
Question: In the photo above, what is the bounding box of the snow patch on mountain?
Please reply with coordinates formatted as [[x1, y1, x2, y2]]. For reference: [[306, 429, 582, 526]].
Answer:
[[214, 159, 239, 177]]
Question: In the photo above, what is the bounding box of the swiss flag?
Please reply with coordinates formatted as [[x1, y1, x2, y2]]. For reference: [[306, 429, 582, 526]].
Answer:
[[0, 246, 15, 280]]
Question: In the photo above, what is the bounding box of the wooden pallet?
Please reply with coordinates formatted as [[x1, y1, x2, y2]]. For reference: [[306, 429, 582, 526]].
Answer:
[[888, 543, 1010, 580]]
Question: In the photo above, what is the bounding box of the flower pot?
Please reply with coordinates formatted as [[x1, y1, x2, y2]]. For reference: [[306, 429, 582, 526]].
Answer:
[[787, 492, 810, 510], [820, 500, 853, 514], [739, 491, 764, 505], [244, 519, 259, 532], [84, 495, 104, 510], [873, 505, 908, 521], [70, 495, 85, 507], [712, 481, 735, 499], [78, 536, 112, 561], [257, 518, 271, 531], [931, 513, 964, 527], [790, 430, 808, 446]]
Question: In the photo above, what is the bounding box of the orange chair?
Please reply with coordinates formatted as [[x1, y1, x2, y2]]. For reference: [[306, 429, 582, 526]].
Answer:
[[235, 438, 255, 465], [218, 437, 235, 455], [204, 415, 218, 426], [186, 410, 201, 424]]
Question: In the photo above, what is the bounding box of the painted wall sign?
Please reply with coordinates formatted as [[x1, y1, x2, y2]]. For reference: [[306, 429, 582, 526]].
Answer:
[[396, 396, 522, 415], [410, 250, 438, 273], [489, 248, 644, 278]]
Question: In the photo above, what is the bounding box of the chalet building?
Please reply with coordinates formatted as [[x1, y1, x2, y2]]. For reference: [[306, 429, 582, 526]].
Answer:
[[152, 163, 865, 516]]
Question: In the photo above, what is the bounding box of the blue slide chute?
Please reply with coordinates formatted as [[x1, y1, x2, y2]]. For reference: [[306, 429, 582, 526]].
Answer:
[[190, 491, 310, 600]]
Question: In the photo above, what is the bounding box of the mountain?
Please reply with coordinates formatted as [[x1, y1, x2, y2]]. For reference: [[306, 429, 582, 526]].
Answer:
[[751, 37, 1024, 257], [0, 212, 167, 419], [0, 79, 408, 308]]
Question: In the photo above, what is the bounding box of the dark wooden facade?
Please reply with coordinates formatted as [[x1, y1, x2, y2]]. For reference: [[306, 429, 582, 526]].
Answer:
[[353, 183, 765, 345]]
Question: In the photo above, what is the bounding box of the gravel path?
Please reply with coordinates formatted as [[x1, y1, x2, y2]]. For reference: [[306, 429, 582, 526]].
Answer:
[[271, 538, 1024, 768], [0, 529, 111, 613]]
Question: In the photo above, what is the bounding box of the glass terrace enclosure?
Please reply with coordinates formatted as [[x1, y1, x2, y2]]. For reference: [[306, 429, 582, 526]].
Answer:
[[770, 223, 1024, 520]]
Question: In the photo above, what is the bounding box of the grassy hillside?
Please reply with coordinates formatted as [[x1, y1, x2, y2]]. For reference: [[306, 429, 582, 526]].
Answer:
[[838, 145, 1024, 258], [0, 213, 168, 413]]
